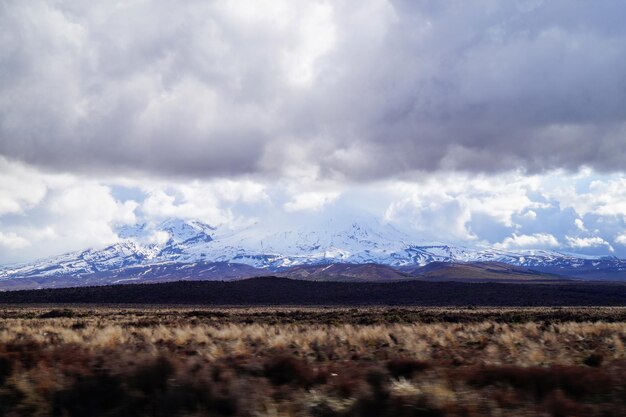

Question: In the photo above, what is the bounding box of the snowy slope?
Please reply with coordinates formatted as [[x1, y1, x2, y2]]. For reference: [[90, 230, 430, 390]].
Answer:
[[1, 217, 625, 287]]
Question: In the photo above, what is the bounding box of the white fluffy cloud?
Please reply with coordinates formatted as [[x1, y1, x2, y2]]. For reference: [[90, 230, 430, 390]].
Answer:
[[546, 174, 626, 220], [284, 191, 340, 212], [141, 188, 230, 225], [616, 234, 626, 246], [0, 160, 140, 263], [0, 165, 625, 263], [0, 157, 49, 215], [565, 236, 614, 252], [495, 233, 560, 250], [383, 172, 547, 242], [0, 231, 30, 250], [46, 183, 138, 247], [140, 179, 268, 227]]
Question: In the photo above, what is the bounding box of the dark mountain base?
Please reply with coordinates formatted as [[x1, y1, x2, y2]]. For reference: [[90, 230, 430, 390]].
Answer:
[[0, 277, 624, 306]]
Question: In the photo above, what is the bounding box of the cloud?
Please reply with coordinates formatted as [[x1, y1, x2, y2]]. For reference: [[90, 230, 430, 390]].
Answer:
[[2, 158, 626, 264], [565, 236, 614, 252], [1, 1, 626, 181], [47, 183, 139, 245], [141, 188, 230, 225], [0, 161, 140, 263], [383, 172, 547, 242], [496, 233, 559, 250], [0, 157, 49, 215], [139, 179, 268, 226], [0, 231, 30, 250], [147, 230, 171, 246], [284, 191, 340, 212]]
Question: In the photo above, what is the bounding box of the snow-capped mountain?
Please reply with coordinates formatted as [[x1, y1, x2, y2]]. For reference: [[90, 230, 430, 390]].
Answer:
[[0, 217, 625, 289]]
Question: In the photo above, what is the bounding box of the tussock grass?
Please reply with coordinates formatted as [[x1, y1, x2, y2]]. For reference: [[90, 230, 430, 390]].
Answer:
[[0, 307, 623, 416]]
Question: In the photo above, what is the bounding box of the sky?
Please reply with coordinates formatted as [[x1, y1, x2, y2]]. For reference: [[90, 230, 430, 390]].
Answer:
[[1, 0, 626, 264]]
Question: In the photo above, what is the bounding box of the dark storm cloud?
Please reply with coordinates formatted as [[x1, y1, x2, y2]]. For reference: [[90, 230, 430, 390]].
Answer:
[[1, 0, 626, 179]]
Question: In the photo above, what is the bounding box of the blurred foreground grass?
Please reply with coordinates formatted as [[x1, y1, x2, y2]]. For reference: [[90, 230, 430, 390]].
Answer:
[[0, 307, 624, 416]]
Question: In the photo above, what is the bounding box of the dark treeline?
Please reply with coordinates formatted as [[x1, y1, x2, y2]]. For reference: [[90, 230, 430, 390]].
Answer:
[[0, 277, 625, 306]]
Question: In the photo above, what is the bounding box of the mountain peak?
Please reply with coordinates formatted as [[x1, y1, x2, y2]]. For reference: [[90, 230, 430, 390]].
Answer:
[[156, 218, 215, 243], [117, 218, 215, 245]]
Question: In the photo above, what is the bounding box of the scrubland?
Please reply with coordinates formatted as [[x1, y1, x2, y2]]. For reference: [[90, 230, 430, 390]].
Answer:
[[0, 307, 624, 416]]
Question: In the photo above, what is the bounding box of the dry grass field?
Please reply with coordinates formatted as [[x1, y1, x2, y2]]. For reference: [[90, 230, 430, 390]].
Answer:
[[0, 307, 624, 416]]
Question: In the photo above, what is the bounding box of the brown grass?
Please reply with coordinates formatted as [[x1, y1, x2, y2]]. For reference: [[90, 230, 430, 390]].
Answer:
[[0, 307, 623, 416]]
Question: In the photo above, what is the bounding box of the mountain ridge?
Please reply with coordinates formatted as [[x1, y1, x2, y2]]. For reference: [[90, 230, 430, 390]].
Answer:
[[1, 217, 625, 289]]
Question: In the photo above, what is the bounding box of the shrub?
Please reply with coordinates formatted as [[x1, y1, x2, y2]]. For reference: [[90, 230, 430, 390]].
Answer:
[[264, 355, 314, 387], [387, 358, 430, 379], [40, 309, 75, 318], [128, 356, 175, 394], [52, 371, 126, 417], [583, 354, 603, 368], [464, 365, 612, 399]]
